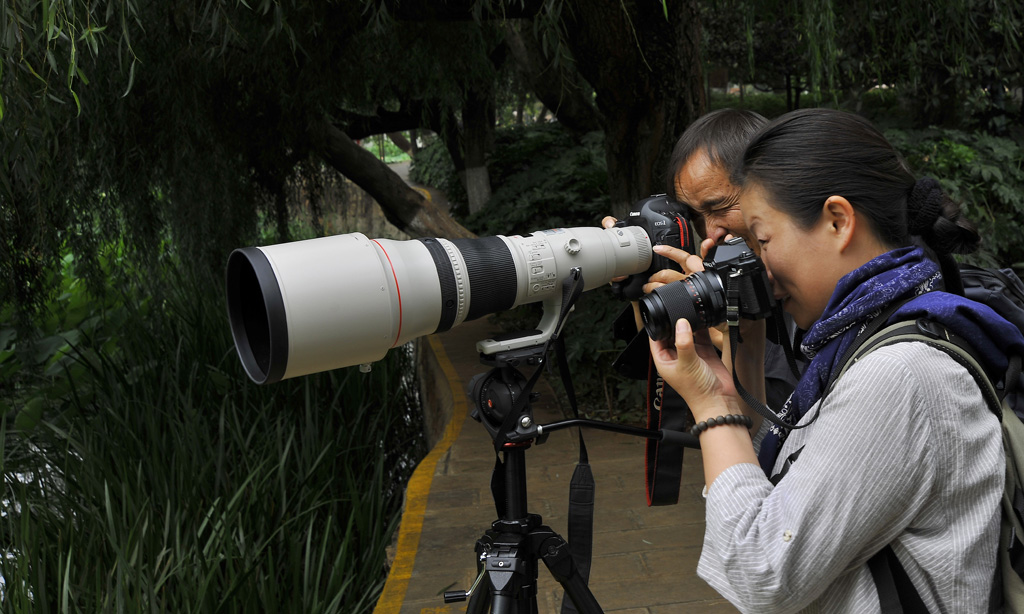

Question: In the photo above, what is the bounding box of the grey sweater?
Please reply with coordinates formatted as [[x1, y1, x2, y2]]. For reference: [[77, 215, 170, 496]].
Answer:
[[699, 342, 1004, 613]]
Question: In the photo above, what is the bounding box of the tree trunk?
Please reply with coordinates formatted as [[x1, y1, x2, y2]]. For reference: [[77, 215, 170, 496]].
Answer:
[[386, 131, 413, 154], [462, 87, 494, 214], [310, 117, 475, 240], [561, 0, 705, 218]]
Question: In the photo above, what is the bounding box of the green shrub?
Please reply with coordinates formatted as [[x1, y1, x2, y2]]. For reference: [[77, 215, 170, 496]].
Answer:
[[0, 249, 424, 612], [408, 140, 467, 213], [464, 125, 610, 235], [886, 127, 1024, 271], [360, 134, 411, 164], [708, 89, 789, 119]]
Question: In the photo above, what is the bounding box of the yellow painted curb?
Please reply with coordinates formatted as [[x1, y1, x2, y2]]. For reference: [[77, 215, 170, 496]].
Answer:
[[373, 334, 467, 614]]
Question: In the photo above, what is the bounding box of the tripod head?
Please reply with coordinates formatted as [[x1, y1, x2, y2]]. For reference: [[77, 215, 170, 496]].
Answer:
[[468, 342, 549, 448], [468, 334, 702, 453]]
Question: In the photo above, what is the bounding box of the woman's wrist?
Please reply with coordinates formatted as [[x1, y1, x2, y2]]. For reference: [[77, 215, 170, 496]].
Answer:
[[690, 413, 754, 437], [691, 400, 745, 429]]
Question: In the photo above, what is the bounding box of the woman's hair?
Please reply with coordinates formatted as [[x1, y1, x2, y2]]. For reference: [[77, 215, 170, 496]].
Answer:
[[666, 109, 768, 195], [734, 108, 979, 258]]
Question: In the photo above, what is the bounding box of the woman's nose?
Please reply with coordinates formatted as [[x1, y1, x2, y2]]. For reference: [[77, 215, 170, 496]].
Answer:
[[764, 263, 776, 288]]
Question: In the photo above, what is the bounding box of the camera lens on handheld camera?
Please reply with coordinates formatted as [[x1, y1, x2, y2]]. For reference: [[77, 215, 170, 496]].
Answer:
[[637, 237, 774, 342], [639, 273, 726, 341]]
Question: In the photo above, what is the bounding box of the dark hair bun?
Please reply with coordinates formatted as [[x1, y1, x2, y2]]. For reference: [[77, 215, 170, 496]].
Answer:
[[907, 177, 980, 255]]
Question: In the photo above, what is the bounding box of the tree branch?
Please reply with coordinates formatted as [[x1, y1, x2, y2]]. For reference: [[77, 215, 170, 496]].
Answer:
[[503, 20, 603, 136], [338, 103, 426, 141], [310, 116, 475, 240]]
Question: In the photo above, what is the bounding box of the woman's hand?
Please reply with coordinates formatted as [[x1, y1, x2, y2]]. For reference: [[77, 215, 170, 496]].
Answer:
[[652, 318, 760, 487], [649, 318, 741, 424], [644, 243, 703, 293]]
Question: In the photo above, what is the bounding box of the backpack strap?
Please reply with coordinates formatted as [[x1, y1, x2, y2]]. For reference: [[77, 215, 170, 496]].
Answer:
[[832, 318, 1004, 416], [843, 319, 1015, 612]]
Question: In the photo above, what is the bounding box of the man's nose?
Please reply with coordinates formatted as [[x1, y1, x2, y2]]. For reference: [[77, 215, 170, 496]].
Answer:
[[705, 223, 728, 244]]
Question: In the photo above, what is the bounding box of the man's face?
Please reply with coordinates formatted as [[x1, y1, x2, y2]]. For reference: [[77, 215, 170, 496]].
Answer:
[[673, 151, 753, 250]]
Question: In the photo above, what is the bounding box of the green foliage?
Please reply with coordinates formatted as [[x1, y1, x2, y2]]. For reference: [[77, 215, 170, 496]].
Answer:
[[361, 135, 411, 164], [0, 0, 505, 326], [408, 139, 468, 209], [467, 125, 610, 234], [708, 89, 788, 118], [0, 248, 425, 612], [411, 123, 646, 421], [700, 0, 1023, 127], [886, 127, 1024, 269]]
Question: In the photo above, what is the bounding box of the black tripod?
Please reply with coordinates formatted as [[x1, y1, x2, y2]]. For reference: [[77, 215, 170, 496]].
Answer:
[[442, 343, 700, 613]]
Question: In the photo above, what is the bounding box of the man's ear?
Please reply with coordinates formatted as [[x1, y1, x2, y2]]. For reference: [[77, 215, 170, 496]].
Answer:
[[823, 195, 855, 251]]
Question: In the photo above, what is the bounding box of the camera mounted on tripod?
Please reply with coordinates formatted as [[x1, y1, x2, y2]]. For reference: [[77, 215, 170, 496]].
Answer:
[[610, 194, 694, 301]]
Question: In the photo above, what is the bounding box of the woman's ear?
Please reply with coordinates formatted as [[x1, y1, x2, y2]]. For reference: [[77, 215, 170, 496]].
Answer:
[[822, 196, 855, 251]]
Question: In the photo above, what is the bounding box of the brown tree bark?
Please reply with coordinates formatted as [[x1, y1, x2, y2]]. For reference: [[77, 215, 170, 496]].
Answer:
[[309, 117, 475, 240], [561, 0, 705, 218], [462, 86, 495, 213], [386, 132, 413, 154]]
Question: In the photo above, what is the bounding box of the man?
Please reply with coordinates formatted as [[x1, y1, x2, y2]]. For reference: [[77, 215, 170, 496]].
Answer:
[[606, 108, 801, 409]]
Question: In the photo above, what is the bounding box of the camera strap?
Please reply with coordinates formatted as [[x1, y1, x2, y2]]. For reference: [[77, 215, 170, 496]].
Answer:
[[644, 361, 692, 505], [727, 287, 813, 431], [554, 333, 596, 614], [610, 305, 693, 506], [548, 272, 597, 613]]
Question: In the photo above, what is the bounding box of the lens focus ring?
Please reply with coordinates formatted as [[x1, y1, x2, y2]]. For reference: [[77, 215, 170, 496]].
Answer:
[[640, 280, 701, 340], [639, 273, 725, 340]]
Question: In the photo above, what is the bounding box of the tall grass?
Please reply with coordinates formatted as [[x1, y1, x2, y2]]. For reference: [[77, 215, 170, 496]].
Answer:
[[0, 255, 425, 613]]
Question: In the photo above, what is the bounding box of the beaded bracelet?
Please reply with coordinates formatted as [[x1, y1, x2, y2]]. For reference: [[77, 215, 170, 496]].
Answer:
[[689, 414, 753, 437]]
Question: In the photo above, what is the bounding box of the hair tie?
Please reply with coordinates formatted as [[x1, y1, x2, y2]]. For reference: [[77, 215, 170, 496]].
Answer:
[[907, 177, 944, 236]]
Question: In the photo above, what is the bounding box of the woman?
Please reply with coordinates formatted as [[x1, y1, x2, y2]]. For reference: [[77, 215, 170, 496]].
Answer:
[[650, 108, 1024, 612]]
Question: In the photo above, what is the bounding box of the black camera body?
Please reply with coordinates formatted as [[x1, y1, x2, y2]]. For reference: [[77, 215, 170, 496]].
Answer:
[[611, 194, 695, 301], [639, 237, 775, 341]]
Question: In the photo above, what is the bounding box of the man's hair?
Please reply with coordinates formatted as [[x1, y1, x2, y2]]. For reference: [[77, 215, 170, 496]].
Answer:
[[666, 109, 768, 195]]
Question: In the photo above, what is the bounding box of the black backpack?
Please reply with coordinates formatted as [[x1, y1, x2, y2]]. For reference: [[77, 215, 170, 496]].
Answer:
[[827, 265, 1024, 613]]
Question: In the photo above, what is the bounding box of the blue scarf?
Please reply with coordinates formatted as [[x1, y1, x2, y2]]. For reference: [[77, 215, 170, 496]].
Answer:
[[758, 246, 1024, 475]]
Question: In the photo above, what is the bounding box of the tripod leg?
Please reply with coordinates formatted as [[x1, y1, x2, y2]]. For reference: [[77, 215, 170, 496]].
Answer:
[[536, 531, 603, 614], [465, 581, 491, 614]]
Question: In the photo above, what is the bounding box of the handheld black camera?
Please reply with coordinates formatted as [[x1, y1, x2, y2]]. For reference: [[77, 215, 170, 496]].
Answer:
[[639, 236, 775, 340], [611, 194, 695, 300]]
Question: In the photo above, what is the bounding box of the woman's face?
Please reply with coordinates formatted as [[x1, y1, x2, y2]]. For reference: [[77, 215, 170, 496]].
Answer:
[[740, 184, 847, 330]]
